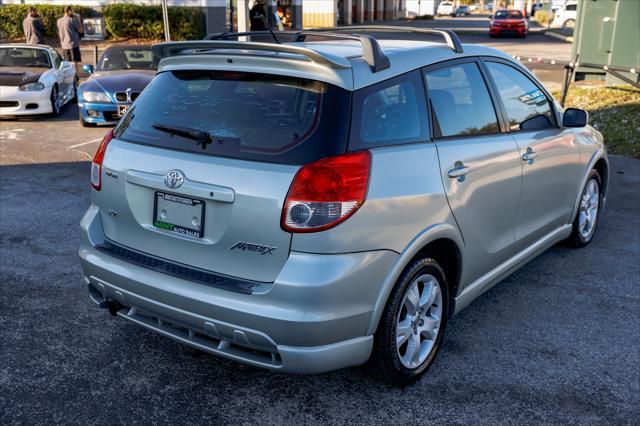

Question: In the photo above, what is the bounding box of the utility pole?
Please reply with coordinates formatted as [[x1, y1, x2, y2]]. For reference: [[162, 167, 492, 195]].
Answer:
[[161, 0, 171, 42]]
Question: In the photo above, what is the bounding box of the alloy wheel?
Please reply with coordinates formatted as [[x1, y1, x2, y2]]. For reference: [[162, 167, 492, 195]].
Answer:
[[395, 274, 442, 369], [578, 178, 600, 240]]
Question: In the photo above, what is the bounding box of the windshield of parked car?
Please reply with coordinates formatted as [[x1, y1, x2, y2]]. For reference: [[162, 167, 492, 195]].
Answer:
[[0, 47, 51, 68], [97, 47, 158, 71], [495, 10, 524, 19], [114, 70, 351, 164]]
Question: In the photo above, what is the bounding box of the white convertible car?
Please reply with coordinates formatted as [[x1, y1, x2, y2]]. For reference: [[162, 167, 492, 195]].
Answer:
[[0, 44, 77, 117]]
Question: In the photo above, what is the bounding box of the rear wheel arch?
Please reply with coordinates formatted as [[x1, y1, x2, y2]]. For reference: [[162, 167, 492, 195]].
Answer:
[[368, 228, 464, 335], [414, 238, 461, 313]]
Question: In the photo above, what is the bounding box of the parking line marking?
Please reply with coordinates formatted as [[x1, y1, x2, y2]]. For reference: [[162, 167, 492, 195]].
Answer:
[[0, 128, 26, 141], [68, 138, 103, 149]]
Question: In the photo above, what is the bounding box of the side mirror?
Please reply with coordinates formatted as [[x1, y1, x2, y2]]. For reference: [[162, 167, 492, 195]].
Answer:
[[82, 64, 94, 74], [61, 60, 73, 69], [563, 108, 588, 128], [488, 15, 493, 19]]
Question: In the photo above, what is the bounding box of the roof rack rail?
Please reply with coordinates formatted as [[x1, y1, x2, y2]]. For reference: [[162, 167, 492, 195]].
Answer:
[[152, 40, 351, 69], [292, 31, 390, 72], [311, 26, 464, 54]]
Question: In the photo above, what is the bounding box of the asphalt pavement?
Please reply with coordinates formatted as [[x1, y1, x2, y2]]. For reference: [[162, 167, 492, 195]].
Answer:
[[1, 115, 640, 424]]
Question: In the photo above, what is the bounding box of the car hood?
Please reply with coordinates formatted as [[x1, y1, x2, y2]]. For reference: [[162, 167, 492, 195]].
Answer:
[[0, 67, 49, 87], [85, 70, 155, 93]]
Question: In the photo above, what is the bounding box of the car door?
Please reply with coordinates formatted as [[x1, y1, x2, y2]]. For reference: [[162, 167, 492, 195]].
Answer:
[[424, 59, 523, 284], [483, 60, 580, 247], [50, 50, 73, 98]]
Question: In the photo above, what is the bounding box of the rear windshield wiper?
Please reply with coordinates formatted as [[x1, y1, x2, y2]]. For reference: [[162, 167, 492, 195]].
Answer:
[[152, 123, 212, 149]]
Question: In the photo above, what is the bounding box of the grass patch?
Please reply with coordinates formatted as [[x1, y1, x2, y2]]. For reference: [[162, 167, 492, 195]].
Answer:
[[552, 85, 640, 158]]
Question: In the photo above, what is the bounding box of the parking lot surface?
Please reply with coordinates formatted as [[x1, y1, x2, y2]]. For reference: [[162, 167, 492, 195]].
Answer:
[[1, 33, 639, 424]]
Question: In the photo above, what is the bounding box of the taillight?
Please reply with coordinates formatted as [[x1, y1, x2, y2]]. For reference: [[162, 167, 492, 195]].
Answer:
[[91, 129, 114, 191], [282, 150, 371, 233]]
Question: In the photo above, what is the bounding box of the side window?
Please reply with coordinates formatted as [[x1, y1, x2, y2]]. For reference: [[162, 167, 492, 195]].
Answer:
[[485, 62, 555, 131], [52, 51, 62, 69], [566, 4, 577, 11], [425, 62, 500, 138], [350, 70, 428, 150]]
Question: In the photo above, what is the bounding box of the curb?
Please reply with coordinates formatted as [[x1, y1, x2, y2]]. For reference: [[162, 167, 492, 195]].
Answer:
[[544, 31, 573, 43]]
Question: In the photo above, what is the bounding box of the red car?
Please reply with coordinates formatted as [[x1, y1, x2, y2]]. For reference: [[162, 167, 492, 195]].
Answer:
[[489, 9, 529, 38]]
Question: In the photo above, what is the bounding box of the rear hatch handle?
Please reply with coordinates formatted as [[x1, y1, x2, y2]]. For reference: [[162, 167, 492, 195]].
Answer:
[[126, 170, 235, 203]]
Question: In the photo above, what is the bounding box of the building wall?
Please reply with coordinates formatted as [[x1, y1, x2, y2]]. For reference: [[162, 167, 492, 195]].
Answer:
[[302, 0, 337, 28], [302, 0, 404, 28]]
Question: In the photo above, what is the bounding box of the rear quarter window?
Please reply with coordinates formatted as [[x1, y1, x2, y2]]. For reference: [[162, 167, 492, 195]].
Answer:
[[349, 70, 429, 150], [115, 70, 350, 165]]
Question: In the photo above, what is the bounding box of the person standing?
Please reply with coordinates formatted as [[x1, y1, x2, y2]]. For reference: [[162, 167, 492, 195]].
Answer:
[[23, 7, 46, 45], [249, 0, 268, 31], [56, 6, 82, 62]]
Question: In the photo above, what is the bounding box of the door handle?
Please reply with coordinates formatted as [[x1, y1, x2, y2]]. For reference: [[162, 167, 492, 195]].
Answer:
[[522, 148, 538, 163], [448, 163, 470, 181]]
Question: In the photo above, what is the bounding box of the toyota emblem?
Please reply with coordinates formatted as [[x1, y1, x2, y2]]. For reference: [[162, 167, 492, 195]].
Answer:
[[164, 170, 184, 189]]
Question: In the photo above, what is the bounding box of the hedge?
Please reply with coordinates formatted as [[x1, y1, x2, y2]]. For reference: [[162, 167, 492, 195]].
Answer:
[[0, 4, 204, 41], [103, 4, 204, 40], [0, 5, 94, 40]]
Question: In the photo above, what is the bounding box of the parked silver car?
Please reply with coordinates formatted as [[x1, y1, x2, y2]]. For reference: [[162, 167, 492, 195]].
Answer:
[[79, 27, 608, 384]]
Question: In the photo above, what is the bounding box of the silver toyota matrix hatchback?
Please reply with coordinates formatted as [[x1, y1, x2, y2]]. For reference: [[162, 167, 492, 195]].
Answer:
[[79, 27, 608, 384]]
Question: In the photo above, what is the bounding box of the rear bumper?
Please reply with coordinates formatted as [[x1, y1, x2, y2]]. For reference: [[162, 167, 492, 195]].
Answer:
[[0, 85, 52, 116], [79, 204, 397, 373]]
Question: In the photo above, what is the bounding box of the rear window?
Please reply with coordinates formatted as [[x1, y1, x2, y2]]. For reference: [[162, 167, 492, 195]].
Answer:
[[115, 70, 350, 164]]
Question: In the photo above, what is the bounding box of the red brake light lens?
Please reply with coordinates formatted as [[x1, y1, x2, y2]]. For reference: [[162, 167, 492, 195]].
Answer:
[[282, 150, 371, 233], [91, 129, 114, 191]]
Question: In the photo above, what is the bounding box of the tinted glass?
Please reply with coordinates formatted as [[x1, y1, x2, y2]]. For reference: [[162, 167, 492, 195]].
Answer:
[[98, 47, 159, 71], [425, 62, 500, 138], [350, 71, 428, 149], [495, 10, 523, 19], [566, 4, 577, 11], [115, 70, 350, 165], [0, 47, 51, 68], [52, 51, 62, 69], [485, 62, 555, 131]]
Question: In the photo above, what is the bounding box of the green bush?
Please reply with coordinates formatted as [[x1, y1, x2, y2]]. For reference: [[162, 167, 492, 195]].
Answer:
[[103, 4, 204, 41], [0, 5, 94, 40], [0, 4, 203, 41], [534, 10, 551, 25]]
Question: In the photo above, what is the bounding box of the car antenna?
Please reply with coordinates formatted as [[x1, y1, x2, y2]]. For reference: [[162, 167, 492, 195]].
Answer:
[[260, 14, 281, 44]]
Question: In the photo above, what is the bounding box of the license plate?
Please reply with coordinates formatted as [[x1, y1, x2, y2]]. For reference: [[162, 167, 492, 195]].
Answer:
[[117, 104, 130, 117], [153, 192, 205, 238]]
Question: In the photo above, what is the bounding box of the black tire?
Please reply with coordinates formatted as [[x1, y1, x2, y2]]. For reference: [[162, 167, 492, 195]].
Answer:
[[368, 257, 449, 385], [49, 85, 60, 116], [566, 169, 602, 247]]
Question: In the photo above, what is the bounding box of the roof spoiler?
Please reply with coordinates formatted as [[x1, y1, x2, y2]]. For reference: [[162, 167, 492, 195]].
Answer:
[[152, 40, 352, 69], [206, 30, 391, 72], [165, 26, 462, 74]]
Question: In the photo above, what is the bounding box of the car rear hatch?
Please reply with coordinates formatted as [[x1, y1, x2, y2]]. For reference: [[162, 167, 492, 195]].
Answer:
[[94, 69, 350, 283]]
